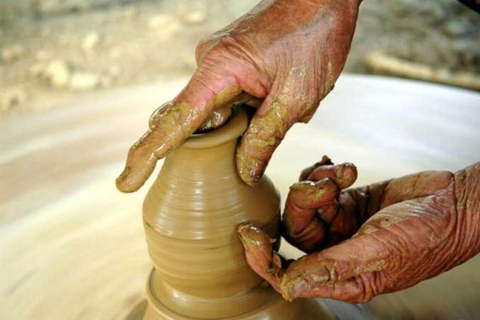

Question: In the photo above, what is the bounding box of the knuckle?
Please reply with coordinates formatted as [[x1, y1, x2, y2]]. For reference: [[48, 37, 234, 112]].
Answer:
[[195, 37, 215, 63]]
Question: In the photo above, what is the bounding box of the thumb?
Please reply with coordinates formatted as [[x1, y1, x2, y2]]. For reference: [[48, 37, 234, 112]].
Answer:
[[281, 234, 389, 302], [238, 222, 387, 303], [116, 67, 242, 193]]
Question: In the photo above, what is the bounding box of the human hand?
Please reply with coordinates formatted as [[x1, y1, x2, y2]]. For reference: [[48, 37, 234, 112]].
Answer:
[[116, 0, 361, 192], [238, 158, 480, 302]]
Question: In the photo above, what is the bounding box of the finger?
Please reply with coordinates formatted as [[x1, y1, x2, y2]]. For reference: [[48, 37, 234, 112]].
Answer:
[[240, 221, 387, 302], [236, 78, 305, 185], [298, 155, 333, 181], [284, 219, 328, 254], [284, 179, 339, 233], [282, 163, 357, 252], [316, 200, 338, 224], [116, 67, 242, 193], [307, 162, 358, 189], [283, 178, 338, 252], [316, 191, 361, 249], [237, 223, 284, 294], [236, 92, 293, 185], [326, 201, 359, 247]]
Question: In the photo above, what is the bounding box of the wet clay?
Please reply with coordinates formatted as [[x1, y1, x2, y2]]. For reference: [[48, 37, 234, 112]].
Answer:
[[142, 109, 304, 319]]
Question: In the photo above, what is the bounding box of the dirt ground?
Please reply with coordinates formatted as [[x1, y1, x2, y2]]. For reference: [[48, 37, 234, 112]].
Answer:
[[0, 0, 479, 116]]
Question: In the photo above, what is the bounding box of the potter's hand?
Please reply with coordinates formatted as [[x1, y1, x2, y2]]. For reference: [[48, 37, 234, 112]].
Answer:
[[238, 158, 480, 303], [116, 0, 361, 192]]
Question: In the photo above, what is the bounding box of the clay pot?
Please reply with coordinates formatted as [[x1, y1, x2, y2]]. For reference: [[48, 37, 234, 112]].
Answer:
[[142, 109, 303, 319]]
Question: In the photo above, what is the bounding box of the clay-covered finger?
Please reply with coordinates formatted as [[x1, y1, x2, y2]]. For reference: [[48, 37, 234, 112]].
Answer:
[[307, 162, 358, 189], [284, 178, 338, 234], [236, 93, 294, 186], [327, 204, 359, 247], [282, 178, 338, 252], [116, 69, 242, 193], [283, 219, 328, 253], [287, 178, 339, 212], [237, 223, 284, 293], [298, 155, 333, 181], [316, 200, 338, 224]]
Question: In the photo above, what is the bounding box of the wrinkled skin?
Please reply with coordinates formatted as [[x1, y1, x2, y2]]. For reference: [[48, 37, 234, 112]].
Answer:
[[238, 158, 480, 303], [116, 0, 361, 192]]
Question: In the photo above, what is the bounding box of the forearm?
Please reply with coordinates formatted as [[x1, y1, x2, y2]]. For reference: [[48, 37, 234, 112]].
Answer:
[[454, 162, 480, 259]]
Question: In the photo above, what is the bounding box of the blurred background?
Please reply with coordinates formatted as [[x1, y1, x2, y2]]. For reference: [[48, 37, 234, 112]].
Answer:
[[0, 0, 479, 116]]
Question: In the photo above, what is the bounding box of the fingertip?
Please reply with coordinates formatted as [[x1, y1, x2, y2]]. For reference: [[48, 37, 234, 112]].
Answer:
[[115, 166, 150, 193], [237, 223, 273, 250], [116, 151, 157, 193], [115, 167, 136, 193], [307, 162, 358, 189], [238, 223, 274, 274], [236, 97, 292, 186], [335, 163, 358, 189], [236, 144, 267, 186]]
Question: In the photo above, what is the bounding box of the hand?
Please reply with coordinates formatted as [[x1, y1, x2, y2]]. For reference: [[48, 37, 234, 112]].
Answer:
[[116, 0, 361, 192], [238, 158, 480, 303]]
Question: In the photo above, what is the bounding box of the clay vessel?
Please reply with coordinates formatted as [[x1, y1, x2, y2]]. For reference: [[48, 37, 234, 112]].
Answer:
[[142, 109, 303, 319]]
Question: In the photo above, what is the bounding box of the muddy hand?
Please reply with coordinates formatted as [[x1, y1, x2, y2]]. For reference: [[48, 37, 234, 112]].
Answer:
[[239, 159, 480, 302], [116, 0, 361, 192]]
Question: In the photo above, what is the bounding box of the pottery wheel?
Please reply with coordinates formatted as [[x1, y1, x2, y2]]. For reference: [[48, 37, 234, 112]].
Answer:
[[1, 75, 480, 320]]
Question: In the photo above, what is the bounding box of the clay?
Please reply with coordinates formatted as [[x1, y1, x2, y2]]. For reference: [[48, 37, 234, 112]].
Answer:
[[141, 109, 304, 319], [196, 106, 232, 132]]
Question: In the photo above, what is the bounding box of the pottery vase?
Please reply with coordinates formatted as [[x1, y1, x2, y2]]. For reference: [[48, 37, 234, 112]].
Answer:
[[142, 109, 303, 319]]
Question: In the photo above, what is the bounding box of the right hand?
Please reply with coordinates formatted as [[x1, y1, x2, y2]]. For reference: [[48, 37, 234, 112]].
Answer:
[[116, 0, 361, 192], [239, 158, 480, 303]]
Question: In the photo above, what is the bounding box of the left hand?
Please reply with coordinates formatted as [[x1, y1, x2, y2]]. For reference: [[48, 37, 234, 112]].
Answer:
[[238, 157, 480, 303]]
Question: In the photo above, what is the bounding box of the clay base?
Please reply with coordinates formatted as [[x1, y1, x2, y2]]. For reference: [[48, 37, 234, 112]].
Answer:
[[142, 269, 333, 320]]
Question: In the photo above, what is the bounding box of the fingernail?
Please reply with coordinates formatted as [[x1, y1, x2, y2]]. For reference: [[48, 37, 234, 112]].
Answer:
[[239, 159, 264, 186], [237, 223, 266, 250]]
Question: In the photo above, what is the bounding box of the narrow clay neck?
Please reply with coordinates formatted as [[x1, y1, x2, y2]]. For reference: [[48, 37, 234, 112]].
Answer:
[[161, 109, 248, 184]]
